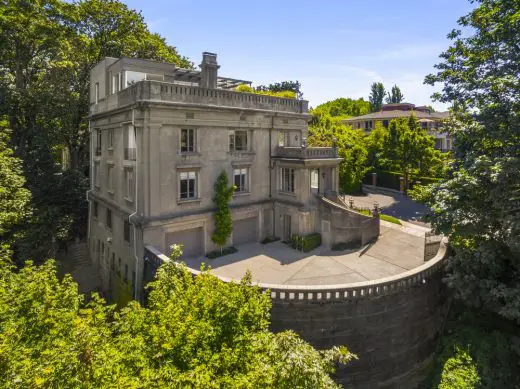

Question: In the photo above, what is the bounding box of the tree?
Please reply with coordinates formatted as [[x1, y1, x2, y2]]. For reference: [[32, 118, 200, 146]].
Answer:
[[256, 81, 303, 99], [211, 171, 235, 252], [381, 115, 440, 189], [0, 0, 192, 261], [310, 97, 371, 122], [0, 247, 355, 387], [369, 82, 386, 112], [385, 84, 404, 104], [424, 0, 520, 321], [0, 121, 31, 260]]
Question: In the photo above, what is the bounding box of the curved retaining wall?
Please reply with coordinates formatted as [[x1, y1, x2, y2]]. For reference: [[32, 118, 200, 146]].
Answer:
[[144, 240, 449, 389]]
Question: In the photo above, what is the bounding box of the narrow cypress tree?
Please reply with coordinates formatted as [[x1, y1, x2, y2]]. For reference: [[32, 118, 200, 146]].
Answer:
[[211, 171, 235, 253]]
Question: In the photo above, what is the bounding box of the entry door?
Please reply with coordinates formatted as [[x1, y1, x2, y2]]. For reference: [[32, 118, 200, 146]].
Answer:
[[283, 215, 292, 242]]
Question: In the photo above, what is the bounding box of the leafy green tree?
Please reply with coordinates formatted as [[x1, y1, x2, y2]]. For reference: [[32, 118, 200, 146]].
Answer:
[[0, 247, 355, 387], [211, 171, 235, 252], [310, 97, 371, 123], [381, 115, 441, 189], [369, 82, 386, 112], [385, 84, 404, 104], [0, 0, 192, 261], [256, 81, 303, 99], [438, 347, 480, 389], [424, 0, 520, 321], [0, 121, 31, 260]]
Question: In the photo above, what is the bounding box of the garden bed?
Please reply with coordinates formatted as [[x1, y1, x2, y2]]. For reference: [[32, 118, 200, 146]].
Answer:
[[206, 246, 237, 259]]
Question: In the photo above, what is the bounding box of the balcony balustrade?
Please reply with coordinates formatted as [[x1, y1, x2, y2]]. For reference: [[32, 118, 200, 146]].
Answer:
[[275, 146, 338, 159]]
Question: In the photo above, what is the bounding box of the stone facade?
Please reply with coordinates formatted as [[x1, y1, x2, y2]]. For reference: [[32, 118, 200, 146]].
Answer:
[[87, 52, 375, 301]]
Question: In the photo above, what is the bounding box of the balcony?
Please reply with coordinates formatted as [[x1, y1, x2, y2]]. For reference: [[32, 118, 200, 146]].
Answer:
[[274, 146, 338, 160], [90, 80, 308, 115]]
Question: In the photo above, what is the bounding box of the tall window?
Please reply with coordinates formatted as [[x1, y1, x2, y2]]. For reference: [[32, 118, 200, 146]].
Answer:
[[107, 165, 114, 193], [382, 120, 389, 128], [280, 168, 295, 193], [107, 129, 114, 149], [112, 73, 119, 94], [95, 129, 102, 156], [181, 129, 195, 152], [233, 168, 248, 193], [94, 82, 99, 104], [229, 130, 248, 151], [106, 208, 112, 229], [278, 131, 289, 147], [93, 162, 100, 188], [364, 121, 372, 130], [124, 125, 136, 160], [124, 168, 135, 201], [124, 220, 131, 242], [179, 171, 197, 200], [311, 169, 319, 194]]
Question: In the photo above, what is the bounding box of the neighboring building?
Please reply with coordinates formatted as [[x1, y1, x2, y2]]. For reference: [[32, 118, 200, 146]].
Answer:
[[344, 103, 452, 151], [87, 52, 378, 301]]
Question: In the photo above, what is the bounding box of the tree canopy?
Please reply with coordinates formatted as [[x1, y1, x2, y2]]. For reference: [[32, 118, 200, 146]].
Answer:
[[369, 82, 386, 112], [424, 0, 520, 321], [0, 245, 354, 387], [0, 0, 192, 261], [386, 84, 405, 104]]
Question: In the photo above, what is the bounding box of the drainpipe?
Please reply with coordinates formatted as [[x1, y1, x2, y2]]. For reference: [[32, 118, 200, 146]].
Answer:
[[86, 120, 93, 242], [127, 108, 140, 301]]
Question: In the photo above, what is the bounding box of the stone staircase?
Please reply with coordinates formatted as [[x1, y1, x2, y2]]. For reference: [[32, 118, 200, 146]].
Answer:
[[56, 241, 101, 296]]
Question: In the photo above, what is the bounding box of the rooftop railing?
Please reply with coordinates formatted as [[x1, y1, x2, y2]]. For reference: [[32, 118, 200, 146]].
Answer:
[[90, 80, 308, 115], [275, 146, 338, 159]]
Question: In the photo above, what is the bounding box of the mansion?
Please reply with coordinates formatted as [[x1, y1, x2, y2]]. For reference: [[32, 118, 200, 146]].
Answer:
[[344, 103, 452, 151], [87, 52, 378, 302]]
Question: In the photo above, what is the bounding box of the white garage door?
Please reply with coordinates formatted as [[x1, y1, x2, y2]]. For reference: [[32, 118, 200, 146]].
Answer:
[[233, 217, 258, 245], [165, 228, 204, 258]]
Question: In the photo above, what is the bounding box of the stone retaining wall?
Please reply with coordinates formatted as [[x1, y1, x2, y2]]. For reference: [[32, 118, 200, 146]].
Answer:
[[143, 239, 449, 389]]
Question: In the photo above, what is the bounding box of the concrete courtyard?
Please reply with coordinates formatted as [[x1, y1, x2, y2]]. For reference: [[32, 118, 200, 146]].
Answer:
[[182, 225, 428, 286]]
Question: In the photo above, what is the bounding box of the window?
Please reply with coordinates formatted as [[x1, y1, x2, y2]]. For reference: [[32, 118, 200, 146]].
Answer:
[[278, 131, 289, 147], [179, 171, 197, 200], [357, 122, 361, 129], [421, 122, 428, 129], [233, 168, 249, 193], [93, 162, 100, 188], [181, 129, 195, 152], [93, 201, 98, 218], [132, 271, 136, 294], [107, 129, 114, 149], [364, 121, 372, 130], [311, 169, 319, 194], [124, 168, 135, 201], [95, 129, 102, 156], [280, 168, 295, 193], [446, 139, 452, 150], [435, 138, 443, 150], [112, 73, 119, 94], [124, 125, 136, 160], [106, 208, 112, 229], [124, 220, 131, 243], [229, 130, 248, 151], [94, 82, 99, 104], [382, 120, 389, 128], [107, 165, 114, 193]]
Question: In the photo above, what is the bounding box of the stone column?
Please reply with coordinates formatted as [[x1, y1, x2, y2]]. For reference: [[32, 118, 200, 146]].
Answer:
[[372, 172, 377, 187]]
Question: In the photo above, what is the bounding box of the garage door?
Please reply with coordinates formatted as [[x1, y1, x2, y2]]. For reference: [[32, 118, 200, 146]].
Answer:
[[165, 228, 203, 258], [233, 217, 258, 245]]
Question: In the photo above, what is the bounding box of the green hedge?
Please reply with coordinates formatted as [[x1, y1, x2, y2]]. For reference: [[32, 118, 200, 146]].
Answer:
[[291, 233, 322, 252]]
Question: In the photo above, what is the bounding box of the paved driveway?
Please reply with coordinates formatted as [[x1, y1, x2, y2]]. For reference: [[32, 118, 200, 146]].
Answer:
[[182, 225, 426, 286], [345, 188, 430, 224]]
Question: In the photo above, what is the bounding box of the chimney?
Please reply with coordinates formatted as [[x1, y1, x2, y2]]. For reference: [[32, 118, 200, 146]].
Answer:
[[199, 52, 220, 89]]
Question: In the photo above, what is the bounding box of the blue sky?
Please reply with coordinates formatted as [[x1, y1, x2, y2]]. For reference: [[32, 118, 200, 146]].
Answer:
[[124, 0, 475, 110]]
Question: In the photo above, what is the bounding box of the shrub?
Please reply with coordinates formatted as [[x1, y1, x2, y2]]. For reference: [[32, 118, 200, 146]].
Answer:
[[438, 347, 480, 389], [206, 246, 237, 259], [291, 233, 321, 252]]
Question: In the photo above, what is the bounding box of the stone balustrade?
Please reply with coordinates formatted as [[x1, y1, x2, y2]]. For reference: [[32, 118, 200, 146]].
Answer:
[[275, 146, 338, 159], [91, 80, 308, 115], [144, 237, 448, 303]]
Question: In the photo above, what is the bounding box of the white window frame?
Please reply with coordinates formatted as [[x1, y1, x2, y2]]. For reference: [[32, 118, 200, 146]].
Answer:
[[280, 167, 295, 193], [181, 128, 196, 153], [179, 171, 197, 200], [278, 131, 289, 147], [94, 82, 99, 104], [229, 130, 248, 151], [233, 167, 249, 193]]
